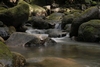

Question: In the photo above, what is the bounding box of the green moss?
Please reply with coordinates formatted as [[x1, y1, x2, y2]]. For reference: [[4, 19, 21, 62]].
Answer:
[[81, 6, 96, 16], [10, 1, 29, 14], [80, 20, 100, 33], [0, 41, 12, 59], [91, 1, 97, 5], [84, 26, 95, 34], [83, 20, 100, 27], [47, 13, 63, 20], [78, 20, 100, 42], [0, 1, 29, 27], [0, 7, 7, 10]]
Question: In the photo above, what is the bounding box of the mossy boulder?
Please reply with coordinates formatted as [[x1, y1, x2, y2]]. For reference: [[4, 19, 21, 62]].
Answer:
[[0, 41, 13, 67], [46, 13, 64, 25], [78, 20, 100, 42], [0, 1, 29, 28], [0, 0, 46, 29], [70, 6, 99, 38], [0, 41, 26, 67]]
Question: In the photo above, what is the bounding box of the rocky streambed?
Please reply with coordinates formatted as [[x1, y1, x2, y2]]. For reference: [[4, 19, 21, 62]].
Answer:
[[9, 36, 100, 67]]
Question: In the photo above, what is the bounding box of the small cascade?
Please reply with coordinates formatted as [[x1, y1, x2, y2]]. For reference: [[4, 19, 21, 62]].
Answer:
[[54, 23, 62, 30]]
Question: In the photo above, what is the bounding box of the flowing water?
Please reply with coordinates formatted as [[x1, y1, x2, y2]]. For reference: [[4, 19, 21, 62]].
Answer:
[[8, 22, 100, 67], [8, 36, 100, 67], [54, 23, 62, 30]]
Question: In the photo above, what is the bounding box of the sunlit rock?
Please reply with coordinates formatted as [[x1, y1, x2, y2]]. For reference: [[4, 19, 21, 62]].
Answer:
[[26, 57, 83, 67]]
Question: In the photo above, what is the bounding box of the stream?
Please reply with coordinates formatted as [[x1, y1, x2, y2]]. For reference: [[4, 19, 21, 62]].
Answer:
[[8, 36, 100, 67], [7, 21, 100, 67]]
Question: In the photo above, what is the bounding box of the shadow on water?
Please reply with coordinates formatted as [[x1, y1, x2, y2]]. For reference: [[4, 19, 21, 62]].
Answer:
[[8, 37, 100, 67]]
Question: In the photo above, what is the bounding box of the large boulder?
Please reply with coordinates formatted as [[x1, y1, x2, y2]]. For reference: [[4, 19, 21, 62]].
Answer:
[[70, 6, 99, 38], [6, 32, 47, 47], [0, 1, 29, 28], [78, 20, 100, 42]]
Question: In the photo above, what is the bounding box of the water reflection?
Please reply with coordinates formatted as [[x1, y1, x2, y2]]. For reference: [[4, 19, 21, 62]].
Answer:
[[8, 40, 100, 67]]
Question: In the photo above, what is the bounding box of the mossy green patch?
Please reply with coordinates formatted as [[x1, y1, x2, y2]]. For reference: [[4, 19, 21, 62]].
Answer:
[[83, 26, 96, 35], [47, 13, 63, 20], [0, 1, 29, 27], [0, 41, 12, 59], [0, 0, 29, 14], [82, 20, 100, 28], [81, 6, 96, 16], [78, 20, 100, 42]]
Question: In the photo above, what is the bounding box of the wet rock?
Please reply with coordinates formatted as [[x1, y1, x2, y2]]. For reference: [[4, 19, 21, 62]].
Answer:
[[12, 52, 26, 67], [26, 57, 83, 67], [6, 32, 48, 47], [0, 40, 26, 67]]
